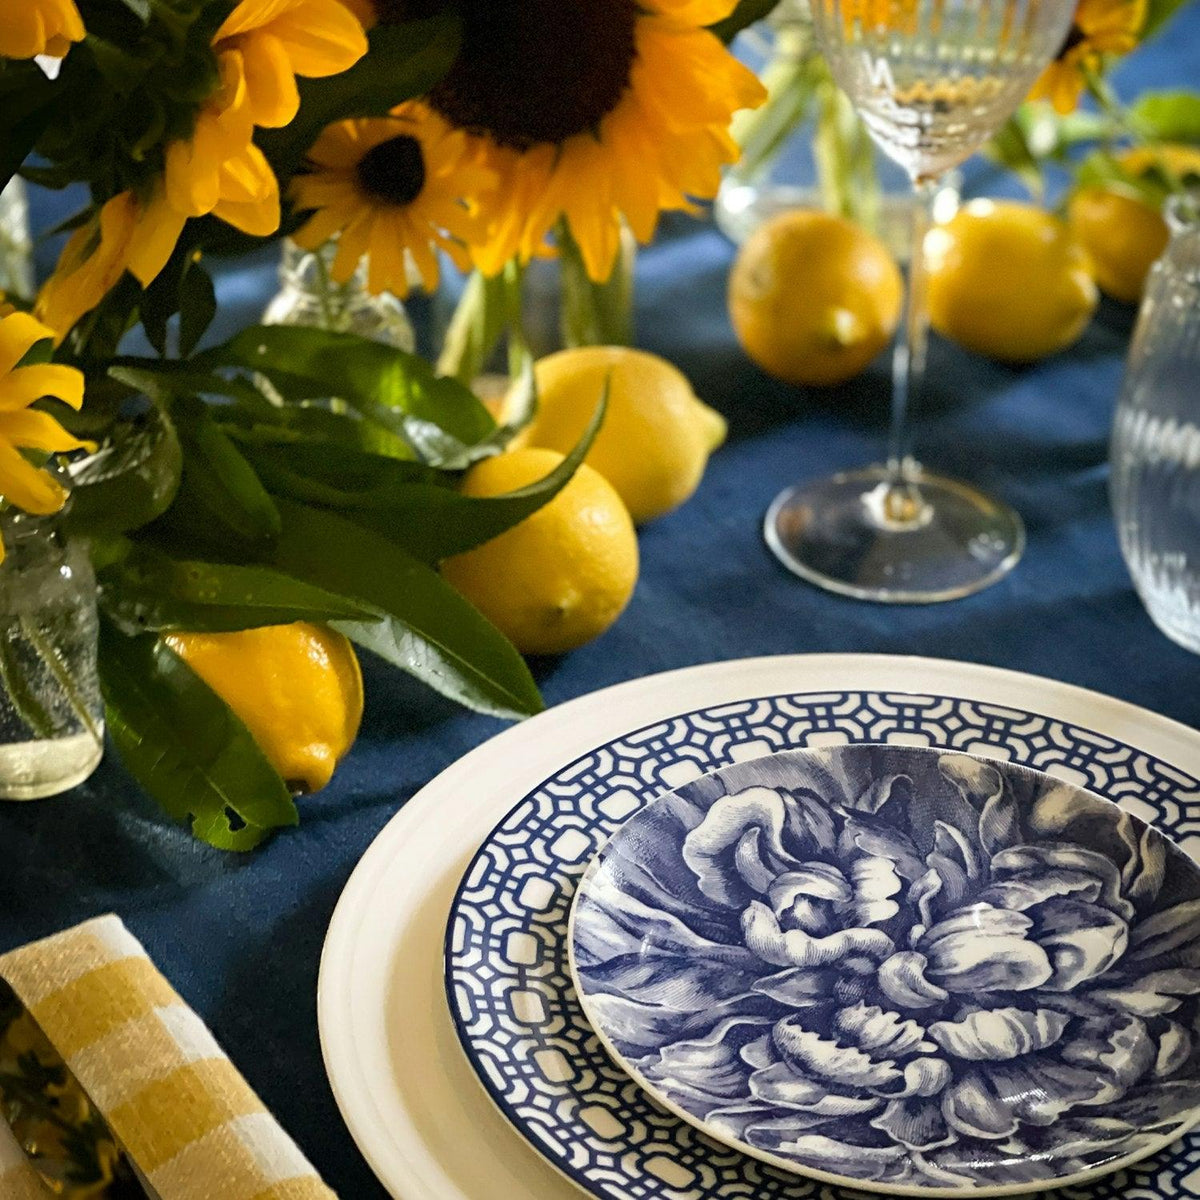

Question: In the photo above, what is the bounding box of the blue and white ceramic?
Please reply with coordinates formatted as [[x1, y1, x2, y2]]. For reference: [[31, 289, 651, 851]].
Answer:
[[445, 689, 1200, 1200], [569, 745, 1200, 1195]]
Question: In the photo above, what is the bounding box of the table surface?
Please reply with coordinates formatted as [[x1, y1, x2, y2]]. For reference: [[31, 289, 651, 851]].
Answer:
[[5, 15, 1200, 1197]]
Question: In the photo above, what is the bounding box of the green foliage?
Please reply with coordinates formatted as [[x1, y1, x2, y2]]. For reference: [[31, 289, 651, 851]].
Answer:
[[710, 0, 783, 43], [1142, 0, 1190, 41], [99, 621, 299, 851], [100, 550, 377, 634], [269, 499, 544, 719], [1132, 92, 1200, 143]]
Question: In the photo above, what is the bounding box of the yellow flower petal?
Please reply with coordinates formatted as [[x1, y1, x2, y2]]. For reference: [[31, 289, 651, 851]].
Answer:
[[0, 409, 93, 454], [0, 440, 68, 515], [0, 0, 83, 59], [0, 313, 57, 378], [126, 191, 189, 288], [237, 30, 302, 127], [0, 364, 86, 412]]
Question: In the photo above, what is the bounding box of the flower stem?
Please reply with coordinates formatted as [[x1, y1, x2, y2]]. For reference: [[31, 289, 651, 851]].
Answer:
[[557, 220, 635, 349]]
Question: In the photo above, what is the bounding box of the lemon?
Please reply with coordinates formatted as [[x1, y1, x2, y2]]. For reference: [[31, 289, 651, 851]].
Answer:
[[441, 448, 638, 655], [728, 209, 903, 387], [511, 347, 726, 525], [1068, 146, 1200, 304], [164, 622, 363, 793], [926, 200, 1098, 363]]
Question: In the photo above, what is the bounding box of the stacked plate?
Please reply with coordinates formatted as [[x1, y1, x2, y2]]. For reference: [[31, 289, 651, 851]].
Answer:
[[319, 655, 1200, 1200]]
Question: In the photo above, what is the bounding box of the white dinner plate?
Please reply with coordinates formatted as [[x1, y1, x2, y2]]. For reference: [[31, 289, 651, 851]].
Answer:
[[319, 655, 1200, 1200]]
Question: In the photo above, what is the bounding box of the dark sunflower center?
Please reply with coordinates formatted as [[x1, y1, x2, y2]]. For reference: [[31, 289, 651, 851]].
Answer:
[[1055, 23, 1087, 60], [355, 135, 426, 207], [426, 0, 640, 150]]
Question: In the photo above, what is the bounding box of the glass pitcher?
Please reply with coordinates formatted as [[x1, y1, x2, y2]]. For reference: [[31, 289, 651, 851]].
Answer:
[[1111, 194, 1200, 654]]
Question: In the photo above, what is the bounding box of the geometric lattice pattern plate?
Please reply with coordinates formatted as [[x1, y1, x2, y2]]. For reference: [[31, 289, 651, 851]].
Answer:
[[445, 691, 1200, 1200]]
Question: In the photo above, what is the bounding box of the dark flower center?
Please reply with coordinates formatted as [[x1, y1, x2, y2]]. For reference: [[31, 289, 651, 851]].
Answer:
[[356, 135, 427, 207], [426, 0, 640, 150], [1055, 23, 1087, 61]]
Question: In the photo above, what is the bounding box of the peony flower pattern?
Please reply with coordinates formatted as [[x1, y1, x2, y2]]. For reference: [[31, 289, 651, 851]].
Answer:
[[571, 746, 1200, 1191]]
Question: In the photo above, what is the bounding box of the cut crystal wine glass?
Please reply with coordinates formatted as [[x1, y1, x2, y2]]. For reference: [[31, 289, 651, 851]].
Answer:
[[765, 0, 1075, 602]]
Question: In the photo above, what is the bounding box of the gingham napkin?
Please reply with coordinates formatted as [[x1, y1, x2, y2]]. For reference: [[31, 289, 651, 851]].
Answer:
[[0, 915, 336, 1200]]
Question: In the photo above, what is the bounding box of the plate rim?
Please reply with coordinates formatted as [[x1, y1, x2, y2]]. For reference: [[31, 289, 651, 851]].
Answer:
[[319, 653, 1200, 1200], [563, 741, 1200, 1198]]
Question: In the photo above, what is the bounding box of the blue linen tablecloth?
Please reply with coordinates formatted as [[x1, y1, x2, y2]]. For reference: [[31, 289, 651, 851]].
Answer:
[[4, 15, 1200, 1196]]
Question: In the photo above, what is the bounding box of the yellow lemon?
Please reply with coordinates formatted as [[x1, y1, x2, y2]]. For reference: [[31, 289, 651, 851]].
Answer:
[[1068, 146, 1200, 304], [926, 200, 1098, 363], [441, 449, 638, 655], [164, 622, 363, 793], [512, 347, 726, 525], [728, 209, 903, 386]]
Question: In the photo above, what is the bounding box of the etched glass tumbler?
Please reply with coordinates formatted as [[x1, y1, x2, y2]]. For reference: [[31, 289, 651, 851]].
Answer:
[[1111, 195, 1200, 654]]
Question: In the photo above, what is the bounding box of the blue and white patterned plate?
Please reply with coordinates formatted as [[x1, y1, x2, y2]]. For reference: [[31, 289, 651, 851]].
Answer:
[[568, 744, 1200, 1196], [443, 687, 1200, 1200]]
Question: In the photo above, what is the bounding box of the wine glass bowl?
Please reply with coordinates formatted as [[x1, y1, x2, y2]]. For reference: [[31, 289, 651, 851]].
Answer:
[[811, 0, 1074, 180], [765, 0, 1075, 602]]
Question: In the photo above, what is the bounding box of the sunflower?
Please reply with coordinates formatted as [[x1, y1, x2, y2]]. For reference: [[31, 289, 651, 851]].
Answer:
[[35, 0, 368, 338], [0, 0, 84, 60], [292, 103, 491, 296], [1028, 0, 1147, 113], [417, 0, 766, 282], [0, 313, 91, 560]]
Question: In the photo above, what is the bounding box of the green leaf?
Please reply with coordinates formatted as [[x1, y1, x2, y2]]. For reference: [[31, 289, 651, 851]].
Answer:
[[64, 407, 183, 536], [984, 116, 1045, 199], [1141, 0, 1189, 41], [270, 380, 606, 563], [115, 0, 151, 19], [0, 65, 61, 193], [201, 326, 496, 466], [109, 360, 275, 412], [1131, 92, 1200, 144], [268, 499, 543, 719], [259, 14, 461, 178], [710, 0, 782, 42], [99, 550, 379, 634], [173, 396, 281, 543], [178, 261, 217, 357], [98, 621, 298, 851]]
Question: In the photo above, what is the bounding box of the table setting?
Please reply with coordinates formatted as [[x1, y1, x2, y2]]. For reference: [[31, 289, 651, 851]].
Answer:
[[0, 0, 1199, 1196]]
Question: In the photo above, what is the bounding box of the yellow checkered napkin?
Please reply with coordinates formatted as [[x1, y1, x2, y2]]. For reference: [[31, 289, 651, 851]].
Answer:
[[0, 915, 337, 1200]]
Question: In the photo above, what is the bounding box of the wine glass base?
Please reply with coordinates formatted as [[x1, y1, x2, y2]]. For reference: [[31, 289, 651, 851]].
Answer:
[[764, 466, 1025, 603]]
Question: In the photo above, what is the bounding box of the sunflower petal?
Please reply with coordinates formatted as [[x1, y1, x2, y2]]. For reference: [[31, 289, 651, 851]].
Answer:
[[0, 364, 86, 412], [0, 313, 57, 378], [0, 440, 68, 514], [0, 409, 94, 454]]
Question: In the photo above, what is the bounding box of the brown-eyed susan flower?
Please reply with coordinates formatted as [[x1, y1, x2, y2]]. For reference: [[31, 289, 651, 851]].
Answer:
[[0, 312, 91, 557], [1028, 0, 1147, 113], [292, 103, 491, 296], [0, 0, 84, 60], [35, 0, 368, 339], [420, 0, 766, 283]]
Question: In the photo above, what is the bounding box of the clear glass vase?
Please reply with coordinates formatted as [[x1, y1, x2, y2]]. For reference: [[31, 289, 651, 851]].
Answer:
[[263, 239, 416, 351], [0, 178, 34, 301], [1111, 194, 1200, 654], [0, 510, 104, 800], [714, 0, 959, 261]]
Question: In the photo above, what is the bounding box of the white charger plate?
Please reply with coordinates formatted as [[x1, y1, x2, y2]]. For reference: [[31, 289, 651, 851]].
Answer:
[[319, 655, 1200, 1200]]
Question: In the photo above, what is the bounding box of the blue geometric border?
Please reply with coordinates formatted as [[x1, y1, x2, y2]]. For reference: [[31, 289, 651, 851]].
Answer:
[[444, 690, 1200, 1200]]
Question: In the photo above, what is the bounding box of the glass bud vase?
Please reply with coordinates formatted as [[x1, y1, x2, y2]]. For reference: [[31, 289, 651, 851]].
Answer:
[[1111, 194, 1200, 655], [0, 510, 104, 800], [263, 239, 416, 351], [0, 178, 34, 300]]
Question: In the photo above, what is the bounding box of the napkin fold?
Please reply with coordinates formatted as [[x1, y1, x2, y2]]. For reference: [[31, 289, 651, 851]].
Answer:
[[0, 915, 336, 1200]]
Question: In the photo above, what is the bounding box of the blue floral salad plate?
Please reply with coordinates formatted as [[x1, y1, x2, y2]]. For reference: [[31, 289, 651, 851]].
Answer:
[[568, 744, 1200, 1197]]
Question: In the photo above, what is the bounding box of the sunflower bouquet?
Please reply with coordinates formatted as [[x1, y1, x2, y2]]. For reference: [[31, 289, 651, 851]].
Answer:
[[0, 0, 766, 849]]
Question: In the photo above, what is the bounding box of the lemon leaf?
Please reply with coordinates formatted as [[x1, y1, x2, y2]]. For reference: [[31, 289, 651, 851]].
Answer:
[[99, 621, 298, 852], [99, 551, 379, 634], [268, 499, 543, 719]]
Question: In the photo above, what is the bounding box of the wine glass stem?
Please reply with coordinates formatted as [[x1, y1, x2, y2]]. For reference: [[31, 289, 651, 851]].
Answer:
[[882, 175, 939, 524]]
